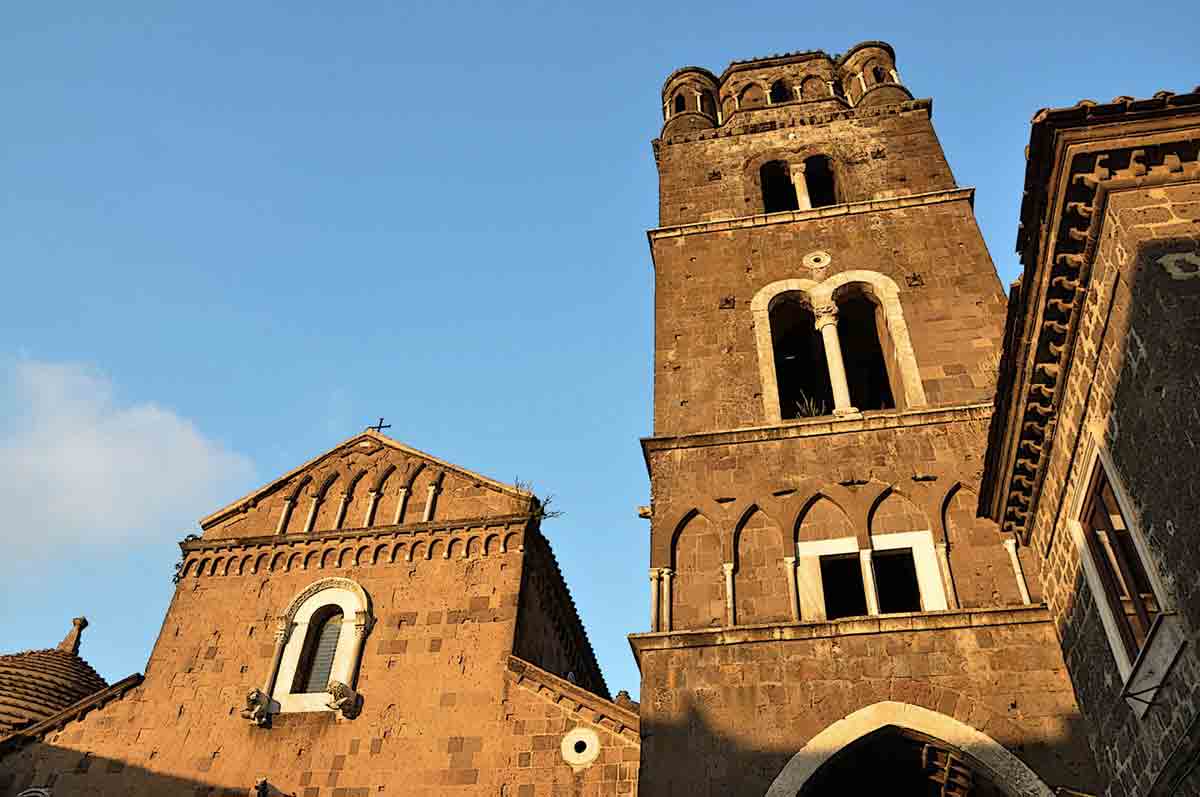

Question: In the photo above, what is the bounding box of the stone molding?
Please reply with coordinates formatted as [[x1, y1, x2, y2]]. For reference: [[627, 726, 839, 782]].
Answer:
[[656, 97, 932, 148], [628, 605, 1050, 662], [178, 515, 530, 579], [763, 701, 1055, 797], [981, 110, 1200, 542], [505, 656, 639, 743], [642, 402, 992, 458], [647, 186, 972, 242]]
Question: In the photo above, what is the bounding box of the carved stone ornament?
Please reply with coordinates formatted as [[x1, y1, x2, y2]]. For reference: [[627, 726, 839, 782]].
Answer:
[[241, 687, 271, 727], [281, 578, 371, 625], [326, 680, 362, 719]]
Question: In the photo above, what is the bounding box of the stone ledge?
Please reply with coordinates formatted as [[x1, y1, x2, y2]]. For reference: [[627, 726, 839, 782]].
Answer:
[[642, 402, 993, 457], [627, 605, 1051, 662], [647, 187, 973, 243], [505, 656, 639, 741]]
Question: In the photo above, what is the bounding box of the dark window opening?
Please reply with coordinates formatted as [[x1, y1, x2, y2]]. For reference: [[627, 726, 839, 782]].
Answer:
[[761, 160, 798, 213], [293, 605, 343, 693], [832, 80, 847, 100], [700, 91, 716, 116], [872, 65, 889, 85], [673, 94, 686, 114], [770, 297, 832, 418], [769, 80, 792, 104], [1081, 463, 1160, 661], [804, 155, 837, 208], [874, 549, 922, 613], [837, 291, 895, 411], [820, 554, 868, 619]]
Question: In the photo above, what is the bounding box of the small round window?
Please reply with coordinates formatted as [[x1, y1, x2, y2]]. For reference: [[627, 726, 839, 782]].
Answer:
[[561, 726, 601, 770]]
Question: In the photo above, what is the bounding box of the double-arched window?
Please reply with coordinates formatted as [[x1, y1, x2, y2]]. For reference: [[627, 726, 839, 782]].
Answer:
[[759, 155, 838, 214], [752, 271, 927, 421]]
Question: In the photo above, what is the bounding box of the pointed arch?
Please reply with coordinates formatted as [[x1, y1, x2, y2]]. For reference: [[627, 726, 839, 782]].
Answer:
[[794, 492, 859, 545], [764, 701, 1054, 797], [733, 505, 790, 624], [671, 510, 724, 630], [868, 486, 932, 536]]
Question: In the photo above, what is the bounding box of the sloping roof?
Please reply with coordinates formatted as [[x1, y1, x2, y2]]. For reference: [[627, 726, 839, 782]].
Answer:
[[200, 429, 531, 530]]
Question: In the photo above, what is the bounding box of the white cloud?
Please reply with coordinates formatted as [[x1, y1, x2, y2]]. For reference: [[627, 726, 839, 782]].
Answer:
[[0, 360, 253, 558]]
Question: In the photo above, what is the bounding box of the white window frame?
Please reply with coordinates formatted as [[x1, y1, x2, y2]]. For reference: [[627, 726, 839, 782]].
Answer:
[[1067, 438, 1183, 717], [273, 579, 371, 714], [795, 530, 946, 622]]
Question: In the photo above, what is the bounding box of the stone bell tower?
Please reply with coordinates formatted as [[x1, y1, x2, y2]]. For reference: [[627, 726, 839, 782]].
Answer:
[[631, 42, 1101, 796]]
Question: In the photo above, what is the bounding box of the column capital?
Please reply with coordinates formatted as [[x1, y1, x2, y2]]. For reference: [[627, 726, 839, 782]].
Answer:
[[274, 618, 293, 643], [722, 562, 735, 575], [660, 567, 674, 579], [813, 302, 839, 330], [783, 556, 797, 565], [1002, 537, 1019, 552], [649, 568, 661, 582]]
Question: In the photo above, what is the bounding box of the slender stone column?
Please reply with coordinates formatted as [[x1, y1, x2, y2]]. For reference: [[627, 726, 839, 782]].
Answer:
[[391, 486, 410, 525], [889, 69, 900, 84], [826, 80, 836, 97], [789, 163, 812, 210], [649, 569, 661, 632], [333, 492, 350, 530], [857, 72, 868, 95], [936, 543, 960, 610], [275, 498, 295, 535], [362, 490, 380, 527], [422, 484, 441, 522], [723, 562, 736, 626], [1003, 538, 1033, 605], [859, 549, 880, 616], [302, 495, 320, 533], [813, 303, 857, 415], [263, 619, 292, 697], [660, 569, 674, 631], [783, 556, 800, 622], [332, 611, 373, 689]]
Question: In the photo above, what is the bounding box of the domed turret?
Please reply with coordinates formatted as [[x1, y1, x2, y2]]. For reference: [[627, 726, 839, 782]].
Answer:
[[0, 617, 108, 736], [661, 66, 719, 136], [837, 41, 913, 107]]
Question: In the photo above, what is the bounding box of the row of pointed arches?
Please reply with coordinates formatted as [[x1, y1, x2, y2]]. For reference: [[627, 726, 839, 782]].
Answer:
[[276, 459, 447, 535], [181, 530, 522, 578]]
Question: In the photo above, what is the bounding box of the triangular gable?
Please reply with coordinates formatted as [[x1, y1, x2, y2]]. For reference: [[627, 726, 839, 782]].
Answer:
[[199, 430, 532, 537]]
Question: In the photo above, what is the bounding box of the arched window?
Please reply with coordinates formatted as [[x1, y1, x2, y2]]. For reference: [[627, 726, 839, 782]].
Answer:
[[871, 64, 889, 85], [673, 93, 686, 114], [770, 295, 833, 418], [804, 155, 837, 207], [761, 160, 799, 213], [769, 79, 792, 104], [836, 288, 895, 411], [292, 605, 343, 693], [699, 91, 716, 117], [738, 83, 765, 109]]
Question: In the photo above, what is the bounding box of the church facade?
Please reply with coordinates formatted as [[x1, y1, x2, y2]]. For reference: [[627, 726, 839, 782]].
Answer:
[[2, 41, 1198, 797]]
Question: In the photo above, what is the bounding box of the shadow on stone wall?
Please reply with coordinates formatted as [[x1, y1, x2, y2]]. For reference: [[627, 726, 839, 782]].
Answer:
[[0, 744, 297, 797], [638, 690, 1101, 795]]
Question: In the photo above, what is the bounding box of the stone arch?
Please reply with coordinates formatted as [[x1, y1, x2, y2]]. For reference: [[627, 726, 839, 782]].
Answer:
[[769, 78, 792, 104], [868, 487, 931, 536], [427, 539, 442, 560], [671, 510, 724, 630], [943, 483, 1030, 608], [751, 270, 925, 422], [466, 536, 482, 558], [211, 557, 225, 576], [311, 472, 343, 532], [764, 701, 1054, 797], [354, 544, 370, 566], [373, 543, 389, 564], [282, 474, 313, 534], [287, 552, 302, 572], [270, 552, 285, 572], [239, 555, 253, 575], [410, 540, 425, 561], [738, 82, 766, 109], [795, 494, 858, 545], [484, 533, 500, 555], [337, 547, 354, 568], [254, 553, 269, 573], [320, 548, 336, 569], [733, 506, 790, 624], [182, 559, 198, 578], [800, 75, 826, 100], [303, 550, 318, 570], [446, 538, 462, 559], [502, 531, 519, 552]]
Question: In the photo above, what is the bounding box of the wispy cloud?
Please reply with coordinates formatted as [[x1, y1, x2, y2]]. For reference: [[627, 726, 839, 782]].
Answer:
[[0, 360, 253, 562]]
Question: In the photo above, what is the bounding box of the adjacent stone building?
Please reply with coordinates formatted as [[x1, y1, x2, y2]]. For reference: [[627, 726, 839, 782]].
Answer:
[[2, 40, 1197, 797], [980, 91, 1200, 796]]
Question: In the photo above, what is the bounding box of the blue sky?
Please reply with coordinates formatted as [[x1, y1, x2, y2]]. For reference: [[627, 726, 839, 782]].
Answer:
[[1, 2, 1195, 699]]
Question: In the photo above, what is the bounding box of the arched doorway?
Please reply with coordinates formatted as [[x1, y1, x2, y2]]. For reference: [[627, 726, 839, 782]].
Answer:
[[800, 727, 1006, 796], [765, 702, 1054, 797]]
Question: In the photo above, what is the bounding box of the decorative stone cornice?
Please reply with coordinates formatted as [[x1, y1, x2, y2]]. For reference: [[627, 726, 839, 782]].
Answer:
[[627, 605, 1051, 664], [647, 187, 972, 243], [656, 97, 931, 148], [505, 656, 639, 741], [642, 402, 993, 463], [981, 91, 1200, 542]]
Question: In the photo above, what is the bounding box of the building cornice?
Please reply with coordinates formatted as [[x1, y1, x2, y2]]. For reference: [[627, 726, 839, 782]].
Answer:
[[647, 187, 973, 245], [655, 97, 932, 149], [627, 605, 1051, 666], [642, 403, 993, 464], [980, 95, 1200, 542]]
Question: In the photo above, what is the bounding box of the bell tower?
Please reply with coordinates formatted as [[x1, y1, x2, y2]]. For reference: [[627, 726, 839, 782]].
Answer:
[[632, 42, 1101, 796]]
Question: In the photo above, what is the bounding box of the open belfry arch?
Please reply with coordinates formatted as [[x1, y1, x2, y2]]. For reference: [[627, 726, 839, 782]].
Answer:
[[634, 41, 1101, 797]]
